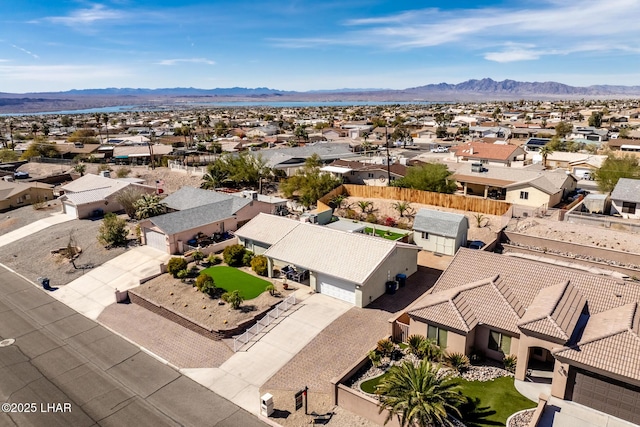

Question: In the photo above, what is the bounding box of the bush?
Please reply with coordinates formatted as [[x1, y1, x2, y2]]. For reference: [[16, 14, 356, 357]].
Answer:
[[384, 217, 396, 227], [223, 244, 247, 267], [446, 353, 470, 372], [116, 167, 131, 178], [368, 350, 382, 368], [376, 338, 395, 357], [195, 273, 216, 296], [364, 213, 378, 224], [242, 251, 254, 267], [503, 355, 517, 373], [176, 269, 188, 282], [344, 209, 358, 219], [167, 257, 188, 277], [97, 213, 128, 247], [408, 335, 426, 357], [189, 265, 200, 276], [265, 284, 276, 296], [251, 255, 269, 276], [207, 254, 222, 265], [222, 290, 244, 309], [192, 250, 204, 264]]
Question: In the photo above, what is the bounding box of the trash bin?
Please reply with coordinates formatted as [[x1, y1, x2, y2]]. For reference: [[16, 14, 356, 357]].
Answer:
[[396, 274, 407, 288], [41, 278, 51, 290], [385, 281, 397, 295]]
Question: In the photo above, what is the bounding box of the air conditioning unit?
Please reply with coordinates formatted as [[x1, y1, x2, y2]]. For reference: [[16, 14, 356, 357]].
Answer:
[[471, 163, 483, 173]]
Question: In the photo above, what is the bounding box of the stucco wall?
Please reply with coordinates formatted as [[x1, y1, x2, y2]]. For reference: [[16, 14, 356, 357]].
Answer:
[[474, 325, 519, 361], [234, 199, 287, 223], [358, 247, 419, 307], [408, 317, 468, 354], [167, 218, 238, 254], [611, 199, 640, 220], [505, 186, 559, 208], [0, 187, 54, 211]]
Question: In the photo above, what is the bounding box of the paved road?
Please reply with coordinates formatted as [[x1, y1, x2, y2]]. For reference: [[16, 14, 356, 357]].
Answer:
[[0, 265, 266, 427]]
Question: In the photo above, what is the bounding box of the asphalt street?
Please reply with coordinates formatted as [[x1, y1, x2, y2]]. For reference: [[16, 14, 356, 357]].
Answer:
[[0, 264, 266, 427]]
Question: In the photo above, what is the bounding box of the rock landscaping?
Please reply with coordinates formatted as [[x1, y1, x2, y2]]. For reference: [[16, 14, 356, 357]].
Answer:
[[508, 409, 535, 427]]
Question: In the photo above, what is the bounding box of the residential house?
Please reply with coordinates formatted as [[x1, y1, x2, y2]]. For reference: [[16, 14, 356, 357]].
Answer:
[[59, 173, 154, 219], [391, 249, 640, 426], [321, 160, 407, 186], [569, 127, 608, 143], [112, 144, 173, 165], [254, 144, 358, 177], [412, 209, 468, 255], [236, 213, 420, 307], [0, 179, 54, 212], [610, 178, 640, 219], [452, 163, 576, 207], [140, 186, 288, 254], [450, 142, 527, 167], [468, 126, 511, 139]]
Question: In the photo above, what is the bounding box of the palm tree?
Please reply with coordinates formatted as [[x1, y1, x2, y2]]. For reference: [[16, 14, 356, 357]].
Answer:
[[134, 194, 167, 220], [201, 164, 229, 190], [539, 145, 554, 168], [357, 200, 373, 215], [392, 201, 411, 218], [376, 360, 465, 427], [74, 163, 86, 177], [102, 114, 109, 144], [94, 113, 103, 143]]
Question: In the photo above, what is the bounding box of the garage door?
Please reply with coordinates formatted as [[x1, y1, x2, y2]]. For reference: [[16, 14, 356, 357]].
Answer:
[[63, 202, 77, 218], [144, 229, 167, 253], [318, 274, 356, 305], [572, 369, 640, 425]]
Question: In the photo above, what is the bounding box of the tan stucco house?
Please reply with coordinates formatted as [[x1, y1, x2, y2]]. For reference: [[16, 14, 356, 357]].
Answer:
[[0, 179, 54, 212]]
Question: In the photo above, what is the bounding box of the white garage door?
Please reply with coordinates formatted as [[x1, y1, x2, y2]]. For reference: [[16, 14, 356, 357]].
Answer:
[[144, 229, 166, 252], [63, 202, 77, 218], [318, 274, 356, 305]]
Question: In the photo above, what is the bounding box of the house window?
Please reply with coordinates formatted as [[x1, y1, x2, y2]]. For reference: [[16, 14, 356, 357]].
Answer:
[[427, 325, 448, 348], [421, 232, 429, 240], [350, 171, 355, 176], [16, 196, 24, 204], [488, 330, 511, 354], [368, 173, 374, 178], [520, 191, 529, 200], [622, 202, 637, 214]]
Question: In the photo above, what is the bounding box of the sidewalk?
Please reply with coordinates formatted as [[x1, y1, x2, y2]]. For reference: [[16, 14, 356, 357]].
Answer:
[[50, 246, 170, 320], [182, 291, 352, 414], [0, 213, 73, 248]]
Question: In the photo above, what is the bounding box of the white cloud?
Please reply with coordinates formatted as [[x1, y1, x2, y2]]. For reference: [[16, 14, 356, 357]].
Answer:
[[0, 64, 130, 84], [39, 4, 125, 26], [156, 58, 216, 66]]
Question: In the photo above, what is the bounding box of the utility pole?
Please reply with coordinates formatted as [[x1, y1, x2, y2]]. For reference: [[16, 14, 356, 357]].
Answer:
[[385, 126, 391, 184]]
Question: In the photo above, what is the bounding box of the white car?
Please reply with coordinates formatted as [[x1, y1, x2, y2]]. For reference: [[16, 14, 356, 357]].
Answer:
[[430, 146, 449, 153]]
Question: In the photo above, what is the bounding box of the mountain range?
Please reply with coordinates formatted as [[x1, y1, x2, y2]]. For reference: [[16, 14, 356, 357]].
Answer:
[[2, 78, 640, 114]]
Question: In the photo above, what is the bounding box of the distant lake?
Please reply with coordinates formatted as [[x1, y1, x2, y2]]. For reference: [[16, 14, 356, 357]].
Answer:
[[2, 100, 439, 116]]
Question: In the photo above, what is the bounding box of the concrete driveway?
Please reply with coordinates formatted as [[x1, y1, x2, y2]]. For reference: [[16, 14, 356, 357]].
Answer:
[[182, 292, 352, 414], [0, 213, 73, 248], [51, 246, 170, 320]]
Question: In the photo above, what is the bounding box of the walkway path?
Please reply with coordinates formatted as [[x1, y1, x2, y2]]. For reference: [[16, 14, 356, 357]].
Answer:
[[0, 212, 73, 248], [51, 246, 170, 320], [182, 291, 352, 414]]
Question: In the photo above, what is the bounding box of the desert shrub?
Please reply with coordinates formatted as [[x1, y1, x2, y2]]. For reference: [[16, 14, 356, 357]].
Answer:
[[242, 250, 254, 267], [222, 290, 244, 309], [422, 339, 444, 362], [195, 273, 216, 296], [116, 167, 131, 178], [365, 213, 378, 224], [265, 284, 276, 296], [384, 217, 396, 227], [97, 213, 128, 247], [207, 254, 222, 265], [368, 350, 382, 367], [223, 244, 247, 267], [344, 208, 358, 219], [167, 257, 188, 277], [251, 255, 269, 276], [192, 250, 204, 264], [395, 221, 410, 230], [446, 353, 470, 372], [176, 269, 188, 282], [503, 355, 517, 373], [408, 334, 426, 357], [376, 338, 395, 357]]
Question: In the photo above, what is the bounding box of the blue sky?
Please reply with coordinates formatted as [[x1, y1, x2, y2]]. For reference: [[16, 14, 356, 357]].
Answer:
[[1, 0, 639, 93]]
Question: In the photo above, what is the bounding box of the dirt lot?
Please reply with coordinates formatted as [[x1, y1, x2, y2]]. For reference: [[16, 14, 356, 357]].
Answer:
[[0, 215, 130, 286], [506, 216, 640, 253], [134, 265, 295, 332], [337, 196, 501, 245], [0, 200, 62, 236]]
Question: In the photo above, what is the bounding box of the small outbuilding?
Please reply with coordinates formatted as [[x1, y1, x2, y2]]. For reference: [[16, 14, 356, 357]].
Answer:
[[412, 209, 468, 255]]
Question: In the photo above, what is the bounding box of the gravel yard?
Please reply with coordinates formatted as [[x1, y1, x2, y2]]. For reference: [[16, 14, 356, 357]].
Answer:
[[0, 200, 62, 236], [133, 266, 295, 332], [0, 216, 130, 286]]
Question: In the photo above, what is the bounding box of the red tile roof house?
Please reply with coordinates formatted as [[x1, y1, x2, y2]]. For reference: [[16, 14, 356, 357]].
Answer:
[[451, 141, 527, 167], [391, 249, 640, 425]]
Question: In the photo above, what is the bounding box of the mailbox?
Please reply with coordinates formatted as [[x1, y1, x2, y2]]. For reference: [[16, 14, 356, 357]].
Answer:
[[260, 393, 274, 417]]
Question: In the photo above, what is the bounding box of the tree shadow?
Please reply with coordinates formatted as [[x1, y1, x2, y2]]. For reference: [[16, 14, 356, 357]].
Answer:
[[457, 396, 502, 427]]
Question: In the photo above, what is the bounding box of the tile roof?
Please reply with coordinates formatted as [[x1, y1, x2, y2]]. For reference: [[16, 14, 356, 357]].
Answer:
[[261, 218, 419, 284], [611, 178, 640, 203], [452, 142, 522, 161], [234, 213, 302, 246], [518, 281, 586, 341], [413, 208, 468, 237], [553, 303, 640, 381]]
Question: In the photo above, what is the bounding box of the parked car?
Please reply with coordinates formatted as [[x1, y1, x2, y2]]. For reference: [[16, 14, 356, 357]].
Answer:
[[430, 146, 449, 153], [468, 240, 485, 250], [13, 171, 29, 179]]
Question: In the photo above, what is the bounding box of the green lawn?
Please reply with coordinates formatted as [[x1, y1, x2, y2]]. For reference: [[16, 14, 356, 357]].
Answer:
[[200, 266, 270, 300], [455, 376, 536, 426], [359, 373, 534, 427], [364, 227, 406, 240]]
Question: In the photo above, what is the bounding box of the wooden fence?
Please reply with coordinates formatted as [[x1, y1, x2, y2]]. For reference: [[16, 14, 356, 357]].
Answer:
[[320, 184, 511, 216]]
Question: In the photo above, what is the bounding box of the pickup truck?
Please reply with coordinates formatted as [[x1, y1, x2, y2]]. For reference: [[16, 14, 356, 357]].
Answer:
[[430, 146, 449, 153]]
